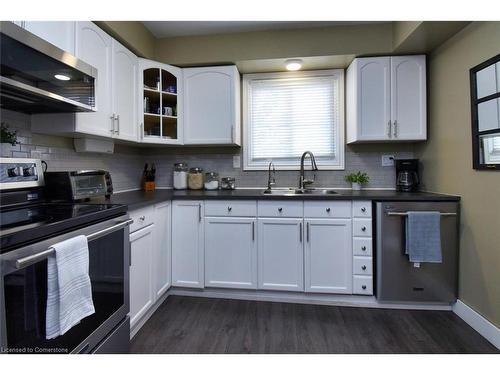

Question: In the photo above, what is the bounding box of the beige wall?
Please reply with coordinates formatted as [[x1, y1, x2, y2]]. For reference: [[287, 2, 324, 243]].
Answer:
[[95, 21, 155, 58], [416, 21, 500, 327], [154, 23, 394, 66]]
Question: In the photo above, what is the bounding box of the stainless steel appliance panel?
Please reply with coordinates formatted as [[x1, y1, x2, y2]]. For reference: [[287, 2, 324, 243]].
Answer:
[[376, 201, 459, 303]]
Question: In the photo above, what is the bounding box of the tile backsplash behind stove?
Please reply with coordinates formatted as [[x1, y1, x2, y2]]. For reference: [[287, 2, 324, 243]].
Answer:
[[2, 109, 414, 191]]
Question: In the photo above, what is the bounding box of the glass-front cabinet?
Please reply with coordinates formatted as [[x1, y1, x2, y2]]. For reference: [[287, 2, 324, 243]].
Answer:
[[138, 59, 183, 144]]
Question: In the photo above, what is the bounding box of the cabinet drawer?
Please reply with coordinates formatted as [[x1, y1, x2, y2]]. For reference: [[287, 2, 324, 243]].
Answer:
[[352, 201, 372, 218], [304, 201, 351, 218], [129, 205, 154, 233], [353, 256, 373, 275], [353, 218, 372, 237], [258, 201, 303, 218], [353, 238, 373, 256], [353, 275, 373, 295], [205, 200, 257, 217]]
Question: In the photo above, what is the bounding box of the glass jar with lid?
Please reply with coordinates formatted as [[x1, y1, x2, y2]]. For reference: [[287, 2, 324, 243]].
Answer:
[[220, 177, 236, 190], [173, 163, 188, 190], [188, 167, 204, 190], [204, 172, 219, 190]]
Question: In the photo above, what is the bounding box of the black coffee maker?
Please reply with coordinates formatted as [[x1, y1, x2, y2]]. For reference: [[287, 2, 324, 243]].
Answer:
[[395, 159, 420, 192]]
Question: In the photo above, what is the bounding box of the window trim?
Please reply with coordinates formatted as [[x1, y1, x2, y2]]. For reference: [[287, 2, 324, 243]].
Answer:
[[242, 69, 345, 171]]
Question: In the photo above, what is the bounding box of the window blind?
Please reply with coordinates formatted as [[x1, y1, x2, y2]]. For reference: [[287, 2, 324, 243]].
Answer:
[[248, 75, 339, 164]]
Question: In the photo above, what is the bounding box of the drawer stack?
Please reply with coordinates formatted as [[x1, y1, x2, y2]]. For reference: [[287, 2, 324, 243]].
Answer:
[[351, 201, 373, 295]]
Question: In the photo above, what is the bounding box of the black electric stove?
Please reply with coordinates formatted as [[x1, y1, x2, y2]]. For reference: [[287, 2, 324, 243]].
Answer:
[[0, 201, 127, 253]]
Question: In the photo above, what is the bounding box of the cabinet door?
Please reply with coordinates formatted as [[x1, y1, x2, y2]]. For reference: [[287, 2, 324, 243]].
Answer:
[[390, 55, 427, 140], [24, 21, 76, 54], [205, 217, 257, 289], [357, 57, 391, 140], [257, 218, 304, 291], [305, 219, 352, 294], [75, 22, 113, 137], [112, 40, 138, 141], [129, 225, 154, 328], [183, 66, 240, 145], [153, 202, 171, 298], [172, 201, 204, 288]]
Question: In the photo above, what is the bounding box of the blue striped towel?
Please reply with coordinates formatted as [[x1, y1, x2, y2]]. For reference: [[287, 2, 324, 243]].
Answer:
[[46, 235, 95, 339]]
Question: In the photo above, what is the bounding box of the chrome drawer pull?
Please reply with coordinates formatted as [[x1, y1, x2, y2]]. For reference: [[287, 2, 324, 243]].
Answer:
[[362, 285, 367, 290], [361, 265, 367, 271], [278, 207, 283, 213], [361, 207, 366, 212], [361, 226, 366, 232], [228, 206, 232, 212], [361, 246, 367, 251], [326, 208, 331, 213]]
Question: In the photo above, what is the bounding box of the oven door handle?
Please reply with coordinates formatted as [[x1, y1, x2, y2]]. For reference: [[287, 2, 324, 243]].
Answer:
[[14, 219, 134, 269]]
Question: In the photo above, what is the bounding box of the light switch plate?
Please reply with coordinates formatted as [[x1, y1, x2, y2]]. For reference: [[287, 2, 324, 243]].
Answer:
[[381, 155, 395, 167], [233, 155, 241, 168]]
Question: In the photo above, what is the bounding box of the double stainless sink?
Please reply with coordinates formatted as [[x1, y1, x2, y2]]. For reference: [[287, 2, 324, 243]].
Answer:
[[262, 188, 339, 196]]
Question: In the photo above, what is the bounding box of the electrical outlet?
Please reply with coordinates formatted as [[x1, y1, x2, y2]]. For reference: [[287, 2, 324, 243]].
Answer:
[[381, 155, 395, 167], [233, 155, 241, 168]]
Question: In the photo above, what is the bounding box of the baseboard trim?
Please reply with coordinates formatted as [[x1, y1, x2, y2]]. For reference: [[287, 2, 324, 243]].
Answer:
[[130, 292, 170, 339], [168, 287, 452, 311], [453, 300, 500, 349]]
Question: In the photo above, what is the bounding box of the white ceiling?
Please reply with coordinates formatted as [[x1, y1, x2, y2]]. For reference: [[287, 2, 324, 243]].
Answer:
[[142, 21, 384, 38]]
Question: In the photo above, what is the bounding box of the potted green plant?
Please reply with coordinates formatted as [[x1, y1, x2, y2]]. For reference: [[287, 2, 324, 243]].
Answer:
[[1, 122, 18, 146], [344, 171, 369, 190]]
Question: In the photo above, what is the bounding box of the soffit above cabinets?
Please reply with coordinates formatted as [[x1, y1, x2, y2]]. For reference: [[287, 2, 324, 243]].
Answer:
[[142, 21, 387, 38], [236, 55, 356, 74]]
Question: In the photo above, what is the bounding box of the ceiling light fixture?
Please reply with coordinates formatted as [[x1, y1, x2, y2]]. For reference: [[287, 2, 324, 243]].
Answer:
[[285, 59, 303, 71], [54, 74, 70, 81]]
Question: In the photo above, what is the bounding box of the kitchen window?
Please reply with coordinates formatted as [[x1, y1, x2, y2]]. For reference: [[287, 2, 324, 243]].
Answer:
[[242, 70, 345, 170]]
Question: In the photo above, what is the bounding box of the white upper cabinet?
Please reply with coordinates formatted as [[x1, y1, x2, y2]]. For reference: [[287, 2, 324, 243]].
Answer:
[[23, 21, 76, 55], [183, 65, 241, 145], [74, 22, 113, 137], [112, 39, 138, 141], [390, 55, 427, 140], [138, 58, 183, 145], [347, 55, 427, 143]]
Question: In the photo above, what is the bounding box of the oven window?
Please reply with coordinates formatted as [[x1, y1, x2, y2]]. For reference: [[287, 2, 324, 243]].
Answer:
[[73, 175, 105, 193], [3, 230, 125, 353]]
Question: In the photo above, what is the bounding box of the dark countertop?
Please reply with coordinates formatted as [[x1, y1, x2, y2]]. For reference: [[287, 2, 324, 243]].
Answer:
[[101, 189, 460, 211]]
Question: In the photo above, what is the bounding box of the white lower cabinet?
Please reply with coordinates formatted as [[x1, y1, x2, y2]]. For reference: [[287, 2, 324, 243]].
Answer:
[[257, 218, 304, 292], [153, 202, 172, 297], [172, 201, 204, 288], [129, 201, 172, 332], [129, 224, 154, 328], [205, 217, 257, 289], [304, 219, 353, 294]]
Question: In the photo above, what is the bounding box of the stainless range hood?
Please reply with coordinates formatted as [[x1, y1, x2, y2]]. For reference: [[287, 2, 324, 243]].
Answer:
[[0, 21, 97, 114]]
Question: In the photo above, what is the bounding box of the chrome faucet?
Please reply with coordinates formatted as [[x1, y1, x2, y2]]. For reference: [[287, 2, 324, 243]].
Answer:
[[299, 151, 318, 190], [266, 161, 276, 191]]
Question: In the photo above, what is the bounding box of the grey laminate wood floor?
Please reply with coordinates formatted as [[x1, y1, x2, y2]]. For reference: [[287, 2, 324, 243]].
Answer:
[[130, 296, 498, 354]]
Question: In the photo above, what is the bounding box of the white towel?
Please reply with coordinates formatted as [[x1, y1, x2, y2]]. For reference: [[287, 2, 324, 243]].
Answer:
[[46, 235, 95, 339]]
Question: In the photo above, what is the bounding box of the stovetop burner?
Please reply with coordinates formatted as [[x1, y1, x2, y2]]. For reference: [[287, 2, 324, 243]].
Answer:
[[0, 202, 127, 253]]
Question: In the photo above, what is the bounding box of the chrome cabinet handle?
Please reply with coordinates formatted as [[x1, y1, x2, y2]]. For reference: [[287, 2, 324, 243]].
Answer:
[[116, 114, 120, 134], [361, 246, 367, 251], [393, 120, 398, 137], [361, 207, 366, 213], [228, 206, 232, 212], [278, 207, 283, 213], [252, 221, 255, 241], [387, 121, 392, 138], [362, 265, 367, 271], [299, 222, 303, 242], [361, 226, 367, 232], [110, 114, 116, 134], [326, 208, 331, 213], [139, 216, 145, 221], [306, 222, 310, 242], [198, 204, 202, 222], [362, 285, 367, 290]]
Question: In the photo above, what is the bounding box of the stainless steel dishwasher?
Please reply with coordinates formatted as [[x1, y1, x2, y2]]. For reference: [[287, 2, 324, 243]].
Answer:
[[375, 201, 459, 303]]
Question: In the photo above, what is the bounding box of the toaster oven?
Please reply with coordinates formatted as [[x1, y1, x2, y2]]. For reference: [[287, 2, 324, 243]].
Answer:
[[44, 170, 113, 201]]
